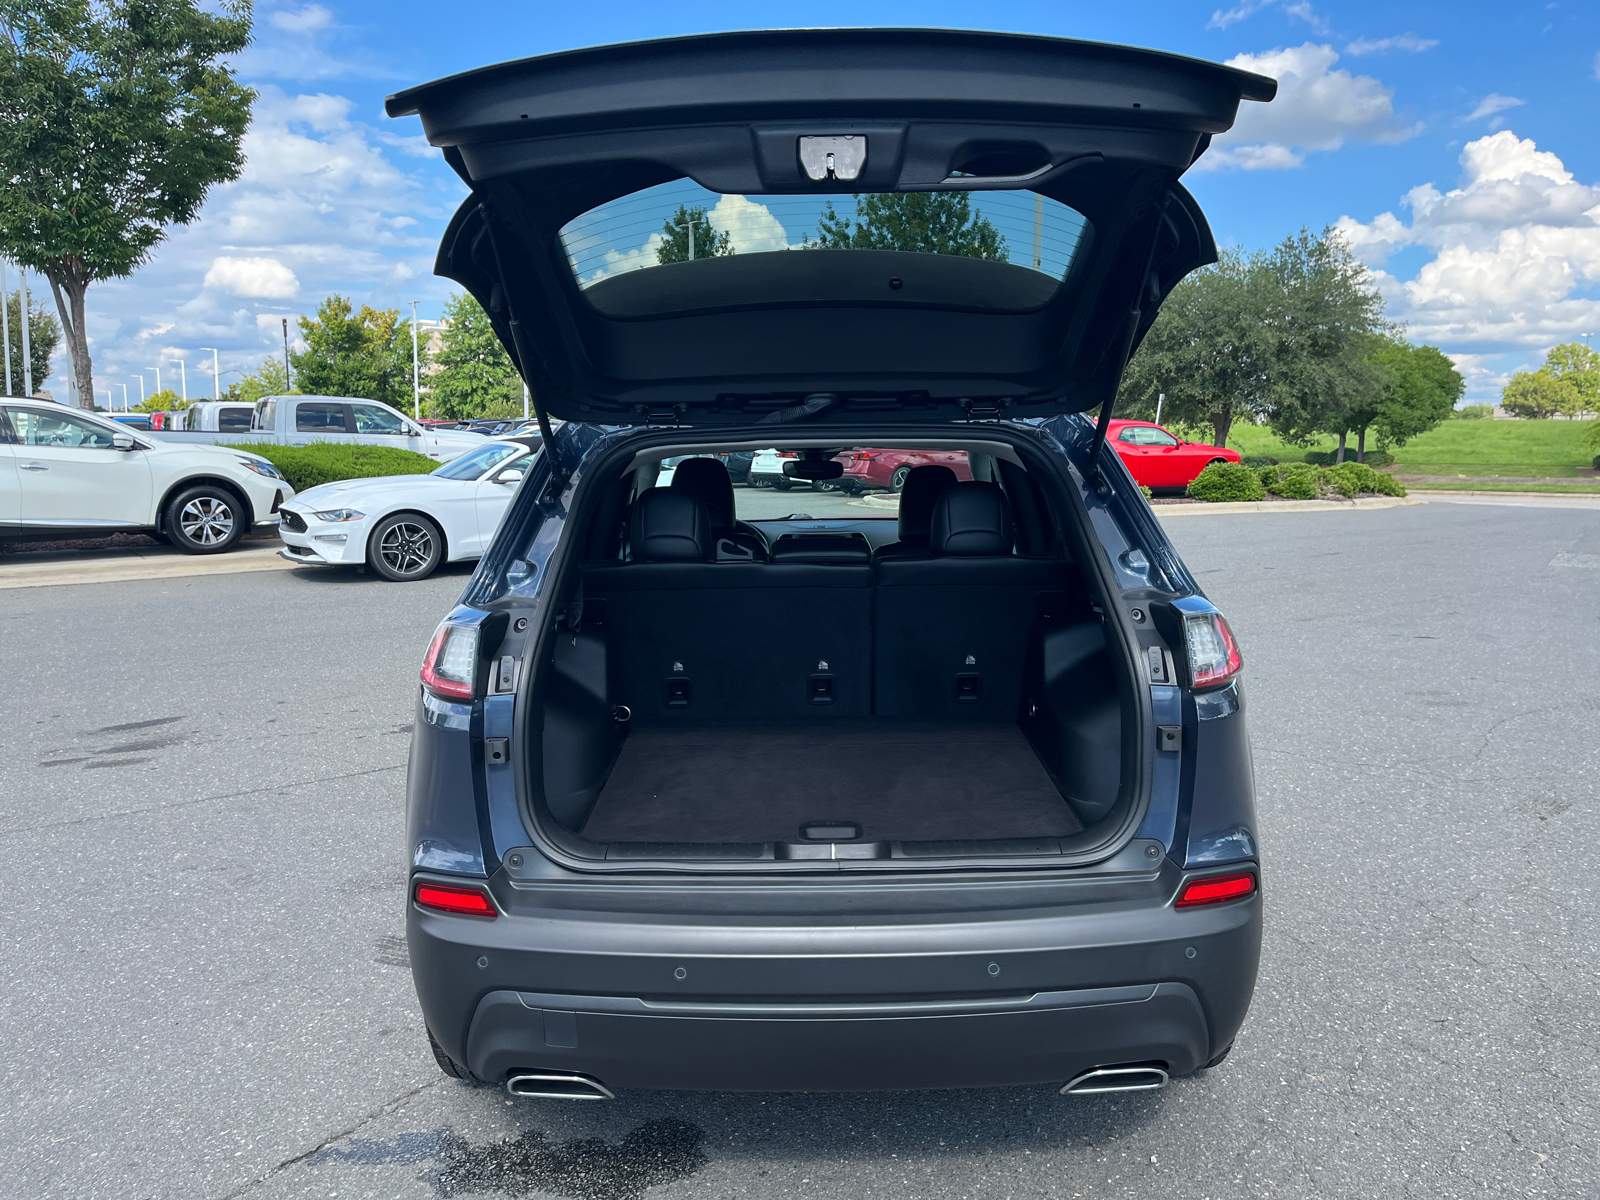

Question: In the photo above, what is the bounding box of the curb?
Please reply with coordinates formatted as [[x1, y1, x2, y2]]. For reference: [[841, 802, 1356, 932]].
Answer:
[[0, 542, 298, 591], [1152, 496, 1424, 517]]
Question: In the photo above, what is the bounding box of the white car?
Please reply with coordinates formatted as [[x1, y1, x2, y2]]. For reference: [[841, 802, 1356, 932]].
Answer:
[[1, 399, 294, 552], [276, 437, 538, 581]]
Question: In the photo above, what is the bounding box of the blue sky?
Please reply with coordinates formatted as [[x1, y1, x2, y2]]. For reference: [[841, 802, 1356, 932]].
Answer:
[[61, 0, 1600, 405]]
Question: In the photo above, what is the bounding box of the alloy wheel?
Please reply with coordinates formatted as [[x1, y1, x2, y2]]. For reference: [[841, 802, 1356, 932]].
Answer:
[[379, 521, 436, 577], [179, 497, 236, 546]]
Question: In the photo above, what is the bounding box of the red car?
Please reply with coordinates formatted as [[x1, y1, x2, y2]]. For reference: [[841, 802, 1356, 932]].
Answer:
[[1108, 420, 1239, 489], [835, 448, 973, 494]]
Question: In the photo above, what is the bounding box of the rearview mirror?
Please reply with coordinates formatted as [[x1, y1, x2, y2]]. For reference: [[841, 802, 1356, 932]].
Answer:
[[112, 432, 135, 451]]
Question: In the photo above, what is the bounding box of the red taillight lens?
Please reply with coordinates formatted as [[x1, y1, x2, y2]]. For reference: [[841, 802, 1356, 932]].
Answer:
[[1175, 871, 1257, 908], [414, 882, 497, 917], [421, 622, 479, 700], [1184, 612, 1242, 690]]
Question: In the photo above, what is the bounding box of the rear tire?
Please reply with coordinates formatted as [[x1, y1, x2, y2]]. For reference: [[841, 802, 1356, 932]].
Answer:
[[772, 477, 792, 491], [164, 484, 245, 554], [368, 513, 444, 582], [890, 465, 911, 493], [428, 1029, 472, 1080]]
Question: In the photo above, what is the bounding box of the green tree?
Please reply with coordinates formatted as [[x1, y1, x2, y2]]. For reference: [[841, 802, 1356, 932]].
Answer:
[[133, 386, 187, 412], [806, 193, 1008, 260], [0, 0, 254, 409], [425, 292, 524, 420], [655, 205, 732, 265], [1537, 342, 1599, 417], [289, 295, 418, 408], [1119, 227, 1385, 449], [3, 287, 61, 396], [221, 355, 290, 404], [1371, 341, 1463, 452], [1500, 369, 1580, 419]]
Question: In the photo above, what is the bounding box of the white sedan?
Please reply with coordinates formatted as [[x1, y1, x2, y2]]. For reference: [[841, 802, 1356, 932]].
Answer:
[[276, 437, 536, 581]]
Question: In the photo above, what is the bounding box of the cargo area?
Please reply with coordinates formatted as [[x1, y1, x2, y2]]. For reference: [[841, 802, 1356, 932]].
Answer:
[[528, 441, 1134, 860]]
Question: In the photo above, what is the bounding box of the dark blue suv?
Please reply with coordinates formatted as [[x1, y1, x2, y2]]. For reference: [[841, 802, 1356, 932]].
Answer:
[[392, 29, 1270, 1100]]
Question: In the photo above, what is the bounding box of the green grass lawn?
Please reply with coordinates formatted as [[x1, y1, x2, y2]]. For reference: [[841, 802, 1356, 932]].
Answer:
[[1224, 419, 1597, 479]]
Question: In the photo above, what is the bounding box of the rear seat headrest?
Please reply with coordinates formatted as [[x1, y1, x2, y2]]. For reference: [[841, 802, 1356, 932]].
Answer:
[[897, 464, 959, 542], [629, 488, 711, 561], [930, 481, 1013, 556], [669, 457, 735, 530]]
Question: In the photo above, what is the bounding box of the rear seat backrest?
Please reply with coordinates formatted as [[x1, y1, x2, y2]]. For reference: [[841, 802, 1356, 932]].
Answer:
[[873, 464, 957, 561], [873, 482, 1065, 719], [586, 492, 871, 721]]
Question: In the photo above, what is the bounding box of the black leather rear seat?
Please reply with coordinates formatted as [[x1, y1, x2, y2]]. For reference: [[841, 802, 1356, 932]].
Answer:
[[873, 482, 1066, 719], [584, 489, 871, 720]]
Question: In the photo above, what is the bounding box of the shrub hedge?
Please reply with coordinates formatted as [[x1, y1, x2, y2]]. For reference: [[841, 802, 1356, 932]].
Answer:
[[1252, 461, 1406, 500], [1239, 455, 1279, 468], [1187, 462, 1266, 502], [229, 442, 439, 493], [1302, 449, 1394, 469]]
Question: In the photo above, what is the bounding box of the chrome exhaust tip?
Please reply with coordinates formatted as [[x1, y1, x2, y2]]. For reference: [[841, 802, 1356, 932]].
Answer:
[[505, 1070, 615, 1100], [1060, 1065, 1169, 1096]]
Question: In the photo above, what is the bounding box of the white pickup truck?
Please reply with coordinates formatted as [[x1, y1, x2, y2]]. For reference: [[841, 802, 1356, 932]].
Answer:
[[148, 394, 486, 463]]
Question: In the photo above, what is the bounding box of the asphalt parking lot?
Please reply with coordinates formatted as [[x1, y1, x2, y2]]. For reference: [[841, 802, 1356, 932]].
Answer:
[[2, 498, 1596, 1200]]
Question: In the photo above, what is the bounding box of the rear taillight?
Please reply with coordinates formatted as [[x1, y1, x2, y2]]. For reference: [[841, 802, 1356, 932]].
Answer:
[[1184, 612, 1242, 690], [421, 621, 479, 700], [414, 881, 498, 917], [1175, 871, 1257, 908]]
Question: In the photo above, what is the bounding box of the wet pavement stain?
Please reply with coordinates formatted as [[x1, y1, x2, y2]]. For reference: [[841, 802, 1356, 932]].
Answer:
[[312, 1119, 707, 1199], [94, 714, 186, 734], [430, 1118, 707, 1200]]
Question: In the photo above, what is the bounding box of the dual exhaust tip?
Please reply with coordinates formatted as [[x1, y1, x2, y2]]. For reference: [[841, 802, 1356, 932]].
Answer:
[[505, 1070, 614, 1100], [503, 1064, 1166, 1101], [1060, 1064, 1169, 1096]]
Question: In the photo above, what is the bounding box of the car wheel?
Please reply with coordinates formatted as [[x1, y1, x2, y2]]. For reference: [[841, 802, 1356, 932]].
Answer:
[[890, 465, 911, 493], [772, 477, 792, 491], [164, 484, 245, 554], [428, 1029, 474, 1081], [369, 513, 444, 581]]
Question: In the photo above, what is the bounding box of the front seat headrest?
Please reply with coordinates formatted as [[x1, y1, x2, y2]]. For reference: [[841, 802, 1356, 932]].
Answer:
[[930, 482, 1013, 556], [629, 488, 711, 562], [670, 457, 736, 530], [897, 464, 959, 542]]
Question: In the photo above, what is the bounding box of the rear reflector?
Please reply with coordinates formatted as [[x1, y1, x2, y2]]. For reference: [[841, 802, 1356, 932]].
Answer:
[[414, 882, 498, 917], [1175, 871, 1257, 908]]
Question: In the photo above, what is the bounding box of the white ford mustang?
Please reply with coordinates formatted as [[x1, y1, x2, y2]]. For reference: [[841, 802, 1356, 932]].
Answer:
[[276, 436, 538, 580]]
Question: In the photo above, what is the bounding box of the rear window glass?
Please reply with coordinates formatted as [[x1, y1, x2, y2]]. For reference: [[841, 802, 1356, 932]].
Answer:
[[561, 180, 1089, 293], [296, 402, 348, 432], [656, 449, 974, 522], [219, 407, 253, 432]]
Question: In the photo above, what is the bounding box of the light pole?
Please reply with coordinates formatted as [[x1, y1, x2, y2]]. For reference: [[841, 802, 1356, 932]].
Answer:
[[410, 300, 421, 419], [119, 383, 128, 410], [281, 318, 291, 391], [178, 359, 187, 403], [132, 374, 145, 404], [148, 366, 161, 396], [19, 263, 32, 397], [675, 217, 697, 261], [201, 347, 220, 398], [1156, 393, 1165, 425], [0, 258, 11, 396]]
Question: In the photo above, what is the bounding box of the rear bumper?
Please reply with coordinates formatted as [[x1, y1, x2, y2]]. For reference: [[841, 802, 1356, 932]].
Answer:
[[410, 875, 1261, 1093], [467, 982, 1209, 1091]]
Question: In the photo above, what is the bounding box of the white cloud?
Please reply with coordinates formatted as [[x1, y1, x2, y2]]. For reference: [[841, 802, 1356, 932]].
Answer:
[[708, 195, 792, 254], [268, 4, 332, 33], [1280, 1, 1331, 36], [1467, 94, 1526, 121], [1195, 44, 1420, 172], [1334, 131, 1600, 393], [1594, 49, 1600, 81], [1208, 0, 1273, 30], [1208, 0, 1331, 32], [204, 256, 300, 299], [76, 83, 460, 399], [1344, 34, 1439, 55]]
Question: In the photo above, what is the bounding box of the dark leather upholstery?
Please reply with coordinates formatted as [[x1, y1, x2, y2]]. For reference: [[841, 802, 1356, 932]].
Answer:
[[873, 464, 957, 561], [770, 532, 871, 564], [671, 456, 768, 560], [930, 481, 1013, 556], [628, 488, 710, 562]]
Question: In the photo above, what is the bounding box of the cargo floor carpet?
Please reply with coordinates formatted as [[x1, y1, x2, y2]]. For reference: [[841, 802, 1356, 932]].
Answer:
[[580, 720, 1083, 845]]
